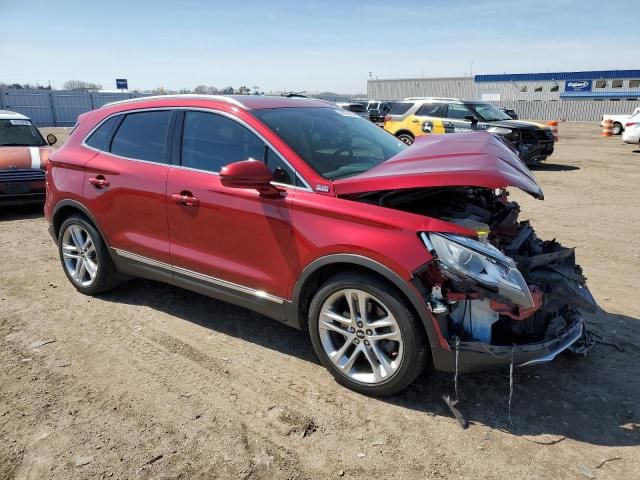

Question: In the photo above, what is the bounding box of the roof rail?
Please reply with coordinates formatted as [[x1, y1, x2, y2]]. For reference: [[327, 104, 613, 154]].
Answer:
[[403, 96, 460, 101], [102, 94, 247, 109]]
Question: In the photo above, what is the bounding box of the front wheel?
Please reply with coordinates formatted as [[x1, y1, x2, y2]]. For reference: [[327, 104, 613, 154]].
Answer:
[[308, 272, 428, 396]]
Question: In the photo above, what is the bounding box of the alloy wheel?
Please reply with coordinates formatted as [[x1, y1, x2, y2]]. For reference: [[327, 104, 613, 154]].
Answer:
[[61, 224, 98, 287], [318, 288, 404, 384]]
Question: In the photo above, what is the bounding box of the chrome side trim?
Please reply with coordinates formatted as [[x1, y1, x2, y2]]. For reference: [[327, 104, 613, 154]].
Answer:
[[80, 107, 313, 192], [113, 248, 284, 304], [102, 94, 247, 109]]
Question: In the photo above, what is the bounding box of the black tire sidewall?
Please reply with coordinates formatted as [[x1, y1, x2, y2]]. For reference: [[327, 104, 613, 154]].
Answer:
[[612, 123, 622, 135], [397, 133, 414, 145], [308, 272, 427, 396], [58, 215, 117, 295]]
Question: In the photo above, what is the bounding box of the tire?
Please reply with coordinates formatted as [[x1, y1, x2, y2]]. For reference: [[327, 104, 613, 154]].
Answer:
[[58, 214, 119, 295], [612, 122, 623, 135], [308, 271, 428, 396], [396, 132, 414, 146]]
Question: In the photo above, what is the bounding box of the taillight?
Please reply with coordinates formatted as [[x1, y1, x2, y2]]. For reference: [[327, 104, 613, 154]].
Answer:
[[384, 115, 391, 123], [625, 122, 638, 127]]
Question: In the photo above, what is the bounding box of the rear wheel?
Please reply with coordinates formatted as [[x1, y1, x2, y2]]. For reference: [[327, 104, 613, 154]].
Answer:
[[396, 132, 414, 145], [308, 272, 428, 396], [58, 214, 119, 295], [612, 122, 623, 135]]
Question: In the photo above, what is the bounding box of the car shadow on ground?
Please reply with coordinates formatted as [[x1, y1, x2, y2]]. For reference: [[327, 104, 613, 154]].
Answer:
[[101, 278, 639, 448], [530, 163, 580, 172], [0, 204, 44, 221]]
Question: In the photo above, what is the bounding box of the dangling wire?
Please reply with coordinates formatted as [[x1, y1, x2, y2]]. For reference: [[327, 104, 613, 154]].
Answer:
[[508, 346, 515, 427], [454, 336, 460, 402]]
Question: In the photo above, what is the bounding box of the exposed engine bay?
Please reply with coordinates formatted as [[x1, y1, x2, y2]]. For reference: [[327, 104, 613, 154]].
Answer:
[[357, 187, 598, 354]]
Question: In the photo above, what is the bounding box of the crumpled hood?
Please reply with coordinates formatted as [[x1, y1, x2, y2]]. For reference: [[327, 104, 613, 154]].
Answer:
[[0, 146, 51, 170], [486, 119, 549, 130], [333, 131, 544, 199]]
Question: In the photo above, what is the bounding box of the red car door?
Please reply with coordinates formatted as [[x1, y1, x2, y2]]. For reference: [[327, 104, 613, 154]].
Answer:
[[167, 110, 298, 305], [82, 110, 173, 264]]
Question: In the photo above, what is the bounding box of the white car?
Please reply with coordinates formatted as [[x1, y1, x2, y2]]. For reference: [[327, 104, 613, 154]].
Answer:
[[622, 112, 640, 144], [601, 108, 640, 135]]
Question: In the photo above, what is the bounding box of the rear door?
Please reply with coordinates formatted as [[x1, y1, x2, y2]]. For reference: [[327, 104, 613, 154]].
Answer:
[[411, 103, 447, 136], [82, 109, 174, 265], [443, 103, 476, 133], [166, 110, 298, 305]]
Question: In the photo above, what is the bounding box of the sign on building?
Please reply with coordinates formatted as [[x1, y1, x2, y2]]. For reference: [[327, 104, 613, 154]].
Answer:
[[564, 80, 592, 92], [116, 79, 128, 90]]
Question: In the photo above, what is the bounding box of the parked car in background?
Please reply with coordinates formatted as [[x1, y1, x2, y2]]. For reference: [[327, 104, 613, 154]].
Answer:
[[336, 102, 369, 119], [0, 110, 57, 206], [500, 108, 518, 120], [601, 108, 640, 135], [622, 111, 640, 144], [45, 95, 596, 396], [367, 100, 396, 124], [383, 97, 555, 165]]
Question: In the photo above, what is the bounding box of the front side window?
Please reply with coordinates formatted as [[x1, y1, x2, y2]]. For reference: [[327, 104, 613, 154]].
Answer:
[[110, 111, 171, 162], [0, 119, 46, 147], [181, 111, 265, 173], [265, 148, 295, 185], [446, 103, 474, 120], [467, 103, 511, 122], [253, 107, 405, 180]]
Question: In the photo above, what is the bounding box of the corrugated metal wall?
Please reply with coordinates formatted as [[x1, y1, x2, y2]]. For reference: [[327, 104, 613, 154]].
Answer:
[[367, 78, 640, 121], [0, 89, 151, 126]]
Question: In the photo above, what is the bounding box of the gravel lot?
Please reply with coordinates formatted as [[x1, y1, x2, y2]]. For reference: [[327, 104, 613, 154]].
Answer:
[[1, 123, 639, 479]]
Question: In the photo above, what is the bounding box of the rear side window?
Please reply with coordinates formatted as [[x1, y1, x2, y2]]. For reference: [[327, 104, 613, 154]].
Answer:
[[388, 102, 414, 115], [416, 103, 445, 117], [110, 111, 172, 162], [181, 111, 265, 173], [85, 116, 119, 150]]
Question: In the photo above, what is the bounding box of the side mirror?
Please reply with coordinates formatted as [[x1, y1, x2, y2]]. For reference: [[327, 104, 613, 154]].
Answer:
[[46, 133, 58, 146], [463, 115, 478, 124], [220, 160, 281, 196]]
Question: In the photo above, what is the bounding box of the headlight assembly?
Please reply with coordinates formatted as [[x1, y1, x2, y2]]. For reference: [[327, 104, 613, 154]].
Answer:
[[421, 232, 534, 308], [487, 126, 513, 136]]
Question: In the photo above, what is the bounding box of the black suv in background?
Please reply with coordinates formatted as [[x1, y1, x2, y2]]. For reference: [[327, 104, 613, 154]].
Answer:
[[366, 101, 396, 124]]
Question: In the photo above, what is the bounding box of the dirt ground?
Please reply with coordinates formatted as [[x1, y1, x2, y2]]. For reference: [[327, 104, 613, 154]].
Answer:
[[1, 123, 639, 479]]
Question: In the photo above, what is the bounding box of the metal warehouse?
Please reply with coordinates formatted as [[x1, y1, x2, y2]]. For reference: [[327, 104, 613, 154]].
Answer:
[[368, 70, 640, 121]]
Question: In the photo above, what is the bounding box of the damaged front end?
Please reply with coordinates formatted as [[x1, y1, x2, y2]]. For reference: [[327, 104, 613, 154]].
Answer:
[[370, 186, 597, 371]]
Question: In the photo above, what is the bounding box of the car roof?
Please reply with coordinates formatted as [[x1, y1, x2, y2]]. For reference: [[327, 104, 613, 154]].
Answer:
[[102, 94, 333, 111], [0, 110, 30, 120]]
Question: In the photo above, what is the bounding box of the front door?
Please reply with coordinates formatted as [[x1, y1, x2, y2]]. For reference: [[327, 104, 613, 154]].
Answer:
[[166, 110, 298, 309], [443, 103, 477, 134]]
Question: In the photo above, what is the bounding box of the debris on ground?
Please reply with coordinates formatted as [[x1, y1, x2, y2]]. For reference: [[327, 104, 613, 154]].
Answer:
[[595, 456, 622, 469], [145, 454, 163, 465], [31, 339, 56, 349], [74, 456, 93, 467], [577, 463, 595, 479], [442, 395, 469, 429]]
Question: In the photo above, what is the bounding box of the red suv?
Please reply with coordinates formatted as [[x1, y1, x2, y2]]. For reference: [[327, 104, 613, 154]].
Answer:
[[45, 95, 596, 396]]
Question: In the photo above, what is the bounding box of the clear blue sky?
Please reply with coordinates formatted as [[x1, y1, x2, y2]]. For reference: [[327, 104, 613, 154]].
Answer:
[[1, 0, 637, 93]]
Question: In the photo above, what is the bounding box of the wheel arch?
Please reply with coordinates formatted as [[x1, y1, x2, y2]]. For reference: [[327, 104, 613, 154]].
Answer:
[[289, 254, 439, 353], [51, 199, 109, 247], [394, 129, 415, 139]]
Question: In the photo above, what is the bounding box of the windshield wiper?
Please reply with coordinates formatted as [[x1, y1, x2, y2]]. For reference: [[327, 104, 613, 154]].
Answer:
[[0, 143, 39, 147]]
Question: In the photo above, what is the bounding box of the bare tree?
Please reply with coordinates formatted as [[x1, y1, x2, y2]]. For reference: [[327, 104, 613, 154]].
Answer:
[[222, 86, 235, 95], [237, 85, 251, 95], [63, 80, 102, 91], [193, 85, 208, 94]]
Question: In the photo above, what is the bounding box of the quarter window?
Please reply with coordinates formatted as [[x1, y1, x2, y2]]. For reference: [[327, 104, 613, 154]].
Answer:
[[446, 103, 473, 120], [110, 111, 172, 163], [181, 111, 265, 173], [266, 148, 295, 186], [388, 102, 414, 115], [85, 116, 120, 151]]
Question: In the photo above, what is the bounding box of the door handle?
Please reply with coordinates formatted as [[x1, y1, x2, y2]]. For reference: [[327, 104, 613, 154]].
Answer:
[[411, 119, 421, 123], [171, 192, 199, 207], [88, 175, 110, 188]]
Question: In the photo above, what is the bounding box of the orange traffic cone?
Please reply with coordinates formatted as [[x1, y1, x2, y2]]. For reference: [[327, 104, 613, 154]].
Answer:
[[601, 119, 613, 137], [547, 121, 559, 142]]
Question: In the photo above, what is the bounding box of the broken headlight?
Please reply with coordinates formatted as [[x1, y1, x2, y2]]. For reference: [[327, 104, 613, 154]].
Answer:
[[422, 232, 534, 308]]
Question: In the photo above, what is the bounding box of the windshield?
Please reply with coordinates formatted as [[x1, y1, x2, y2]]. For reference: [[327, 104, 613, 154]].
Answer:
[[0, 119, 46, 147], [467, 103, 512, 122], [252, 107, 406, 180]]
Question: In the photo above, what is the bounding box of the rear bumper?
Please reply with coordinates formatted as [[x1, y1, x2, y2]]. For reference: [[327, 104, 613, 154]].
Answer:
[[431, 316, 584, 373]]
